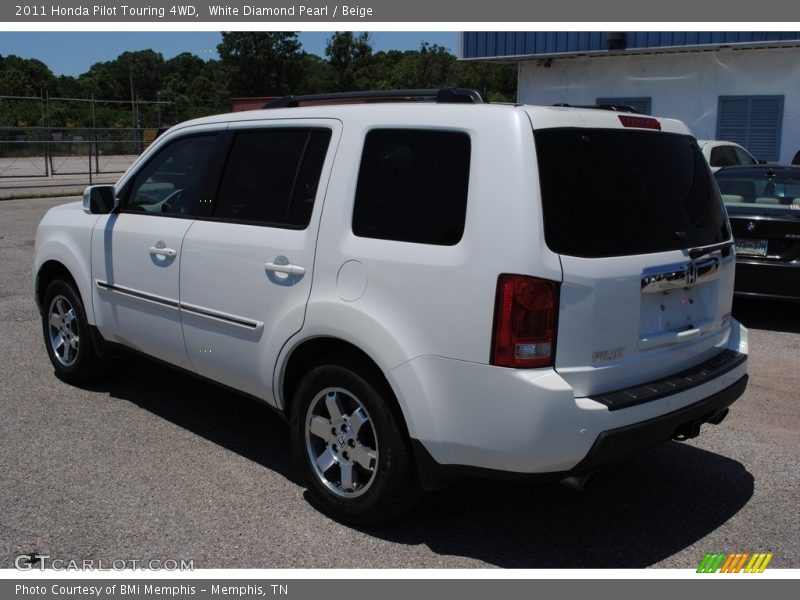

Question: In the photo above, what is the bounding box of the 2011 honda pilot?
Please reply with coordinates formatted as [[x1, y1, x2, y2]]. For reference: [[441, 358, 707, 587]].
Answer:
[[34, 89, 749, 523]]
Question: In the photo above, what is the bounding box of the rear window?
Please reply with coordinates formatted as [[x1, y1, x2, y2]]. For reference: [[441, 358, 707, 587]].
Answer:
[[535, 128, 729, 258], [716, 169, 800, 212]]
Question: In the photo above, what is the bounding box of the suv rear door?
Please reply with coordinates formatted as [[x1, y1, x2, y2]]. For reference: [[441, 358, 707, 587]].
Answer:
[[530, 118, 736, 397], [179, 120, 338, 402]]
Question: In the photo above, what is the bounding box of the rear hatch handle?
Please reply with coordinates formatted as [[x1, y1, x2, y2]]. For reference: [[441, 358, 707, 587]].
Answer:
[[688, 240, 734, 260], [638, 318, 715, 350]]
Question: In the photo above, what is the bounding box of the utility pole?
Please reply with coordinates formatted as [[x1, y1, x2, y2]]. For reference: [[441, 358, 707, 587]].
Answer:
[[45, 90, 51, 176], [129, 63, 136, 128], [91, 93, 98, 177]]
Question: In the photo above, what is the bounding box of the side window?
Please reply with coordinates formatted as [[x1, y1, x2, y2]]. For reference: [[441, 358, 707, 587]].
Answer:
[[352, 129, 471, 245], [213, 129, 332, 228], [710, 145, 737, 167], [733, 146, 757, 165], [126, 135, 217, 217]]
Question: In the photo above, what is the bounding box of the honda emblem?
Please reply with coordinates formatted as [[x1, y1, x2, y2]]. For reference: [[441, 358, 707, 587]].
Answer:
[[686, 262, 698, 285]]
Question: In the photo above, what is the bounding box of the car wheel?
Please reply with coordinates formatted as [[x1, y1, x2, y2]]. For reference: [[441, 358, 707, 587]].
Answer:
[[290, 363, 423, 524], [41, 279, 103, 384]]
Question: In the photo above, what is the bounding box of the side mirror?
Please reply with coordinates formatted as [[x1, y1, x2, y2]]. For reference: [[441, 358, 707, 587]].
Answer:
[[758, 159, 768, 164], [83, 185, 118, 215]]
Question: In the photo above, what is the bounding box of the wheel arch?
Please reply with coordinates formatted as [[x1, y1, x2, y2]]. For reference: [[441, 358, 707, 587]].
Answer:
[[279, 336, 412, 440], [36, 260, 82, 314]]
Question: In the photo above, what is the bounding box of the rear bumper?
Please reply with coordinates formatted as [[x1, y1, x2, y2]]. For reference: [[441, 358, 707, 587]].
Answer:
[[388, 321, 748, 489], [569, 373, 746, 473], [412, 374, 747, 489], [734, 259, 800, 301]]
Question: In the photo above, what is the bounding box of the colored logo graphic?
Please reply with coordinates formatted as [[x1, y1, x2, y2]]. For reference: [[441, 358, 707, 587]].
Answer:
[[697, 552, 773, 573]]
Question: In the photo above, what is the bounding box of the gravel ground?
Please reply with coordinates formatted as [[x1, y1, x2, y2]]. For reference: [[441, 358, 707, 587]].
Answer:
[[1, 196, 798, 569]]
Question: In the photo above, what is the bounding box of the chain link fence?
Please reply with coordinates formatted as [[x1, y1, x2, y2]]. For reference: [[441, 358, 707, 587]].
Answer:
[[1, 93, 176, 180], [0, 127, 160, 178]]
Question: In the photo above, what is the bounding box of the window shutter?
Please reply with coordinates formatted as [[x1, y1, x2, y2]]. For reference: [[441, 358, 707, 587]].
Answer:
[[717, 96, 783, 162]]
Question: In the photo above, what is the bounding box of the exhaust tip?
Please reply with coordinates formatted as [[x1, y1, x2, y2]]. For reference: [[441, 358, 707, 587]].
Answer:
[[560, 470, 598, 492]]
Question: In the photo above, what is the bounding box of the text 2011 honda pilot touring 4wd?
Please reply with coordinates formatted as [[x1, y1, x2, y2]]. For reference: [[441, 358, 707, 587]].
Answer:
[[34, 89, 748, 523]]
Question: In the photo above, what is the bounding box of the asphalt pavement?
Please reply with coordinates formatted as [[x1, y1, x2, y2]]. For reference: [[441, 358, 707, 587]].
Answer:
[[1, 196, 798, 569]]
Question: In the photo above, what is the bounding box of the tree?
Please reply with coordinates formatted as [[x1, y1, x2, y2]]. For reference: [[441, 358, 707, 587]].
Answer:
[[0, 36, 518, 130], [117, 50, 166, 101], [325, 32, 372, 91], [217, 32, 303, 96], [357, 50, 406, 90], [408, 43, 456, 88], [0, 54, 56, 96], [296, 53, 338, 95], [165, 52, 206, 83], [79, 49, 165, 105], [454, 60, 517, 103]]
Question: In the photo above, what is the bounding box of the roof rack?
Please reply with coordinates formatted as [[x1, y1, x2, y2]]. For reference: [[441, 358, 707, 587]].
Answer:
[[553, 103, 641, 114], [264, 88, 487, 108]]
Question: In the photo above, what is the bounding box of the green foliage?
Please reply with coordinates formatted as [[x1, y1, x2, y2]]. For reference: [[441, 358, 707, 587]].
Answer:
[[217, 32, 304, 96], [0, 34, 517, 129], [296, 54, 338, 94], [326, 32, 373, 91], [346, 41, 517, 100]]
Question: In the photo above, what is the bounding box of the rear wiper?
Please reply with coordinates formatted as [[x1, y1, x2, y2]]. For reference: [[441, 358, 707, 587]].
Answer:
[[688, 240, 734, 260]]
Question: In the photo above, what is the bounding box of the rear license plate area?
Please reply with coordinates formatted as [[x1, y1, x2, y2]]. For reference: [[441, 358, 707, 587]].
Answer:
[[735, 238, 768, 257]]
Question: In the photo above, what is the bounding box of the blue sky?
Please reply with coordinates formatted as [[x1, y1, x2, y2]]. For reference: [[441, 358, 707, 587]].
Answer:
[[0, 32, 459, 76]]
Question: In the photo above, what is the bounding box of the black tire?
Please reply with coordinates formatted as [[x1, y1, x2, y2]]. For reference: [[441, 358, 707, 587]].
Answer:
[[41, 279, 104, 384], [289, 363, 423, 524]]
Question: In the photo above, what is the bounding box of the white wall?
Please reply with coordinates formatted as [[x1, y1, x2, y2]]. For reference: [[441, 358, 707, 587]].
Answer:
[[518, 46, 800, 163]]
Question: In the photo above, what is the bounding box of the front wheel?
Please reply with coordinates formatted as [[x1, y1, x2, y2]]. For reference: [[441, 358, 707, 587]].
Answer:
[[289, 364, 422, 524], [41, 279, 103, 384]]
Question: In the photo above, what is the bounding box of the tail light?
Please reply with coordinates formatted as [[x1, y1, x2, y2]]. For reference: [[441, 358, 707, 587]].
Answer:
[[491, 275, 559, 368]]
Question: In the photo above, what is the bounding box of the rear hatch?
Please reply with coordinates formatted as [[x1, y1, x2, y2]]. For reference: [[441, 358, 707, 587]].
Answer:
[[529, 112, 735, 397]]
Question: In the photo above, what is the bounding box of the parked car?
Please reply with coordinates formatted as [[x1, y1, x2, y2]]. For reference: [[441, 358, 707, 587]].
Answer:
[[33, 89, 749, 523], [698, 140, 759, 172], [715, 165, 800, 300]]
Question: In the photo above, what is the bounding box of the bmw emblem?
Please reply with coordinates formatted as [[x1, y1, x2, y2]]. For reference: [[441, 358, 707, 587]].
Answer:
[[746, 221, 756, 233]]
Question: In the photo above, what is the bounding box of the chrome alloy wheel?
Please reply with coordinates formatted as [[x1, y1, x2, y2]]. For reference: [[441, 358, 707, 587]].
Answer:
[[304, 387, 379, 498], [47, 294, 80, 367]]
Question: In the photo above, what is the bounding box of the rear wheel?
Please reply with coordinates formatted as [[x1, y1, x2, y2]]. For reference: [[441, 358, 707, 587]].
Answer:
[[41, 279, 103, 384], [289, 363, 422, 524]]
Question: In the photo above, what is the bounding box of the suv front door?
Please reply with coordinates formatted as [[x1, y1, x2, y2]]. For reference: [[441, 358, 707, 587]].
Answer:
[[91, 131, 221, 370]]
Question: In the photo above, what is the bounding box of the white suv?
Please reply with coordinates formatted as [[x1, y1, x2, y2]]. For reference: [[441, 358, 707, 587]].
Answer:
[[698, 139, 759, 172], [33, 89, 749, 523]]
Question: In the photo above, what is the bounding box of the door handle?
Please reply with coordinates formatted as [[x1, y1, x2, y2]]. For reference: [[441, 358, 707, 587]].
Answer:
[[149, 246, 177, 258], [265, 261, 305, 276]]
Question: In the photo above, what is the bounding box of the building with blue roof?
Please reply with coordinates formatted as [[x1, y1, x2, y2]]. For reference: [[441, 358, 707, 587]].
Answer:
[[460, 32, 800, 163]]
